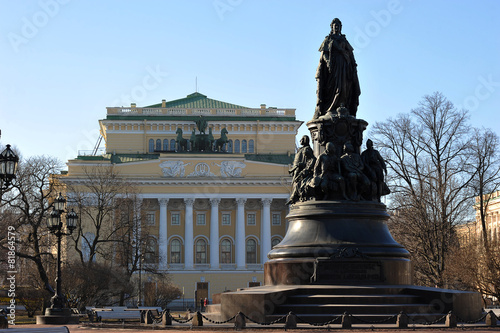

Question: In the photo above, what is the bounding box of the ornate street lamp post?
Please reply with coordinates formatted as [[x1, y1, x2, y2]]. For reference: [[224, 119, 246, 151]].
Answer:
[[0, 144, 19, 198], [44, 192, 78, 317]]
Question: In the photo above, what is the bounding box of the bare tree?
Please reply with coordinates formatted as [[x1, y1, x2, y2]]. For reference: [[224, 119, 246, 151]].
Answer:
[[447, 128, 500, 301], [373, 92, 474, 287], [64, 165, 138, 268], [467, 128, 500, 249], [143, 275, 182, 309], [0, 155, 63, 296], [61, 166, 165, 306]]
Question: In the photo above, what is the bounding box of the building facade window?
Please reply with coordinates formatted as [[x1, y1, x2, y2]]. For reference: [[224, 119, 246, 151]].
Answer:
[[227, 140, 233, 153], [82, 232, 95, 262], [156, 139, 161, 151], [144, 237, 158, 263], [246, 239, 257, 264], [145, 212, 156, 226], [170, 239, 181, 263], [171, 212, 180, 225], [247, 213, 256, 226], [163, 139, 169, 151], [221, 213, 231, 226], [248, 139, 255, 153], [234, 140, 240, 153], [271, 237, 281, 248], [272, 213, 281, 226], [170, 139, 176, 151], [242, 140, 247, 153], [196, 213, 206, 225], [221, 239, 232, 264], [148, 139, 154, 153], [195, 239, 207, 264]]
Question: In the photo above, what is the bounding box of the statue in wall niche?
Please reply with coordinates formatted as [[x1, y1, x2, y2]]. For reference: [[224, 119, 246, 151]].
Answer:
[[309, 141, 347, 201], [175, 128, 188, 152], [340, 142, 371, 201], [195, 116, 208, 134], [208, 127, 215, 151], [190, 129, 197, 151], [287, 135, 316, 205], [314, 18, 360, 119], [361, 139, 390, 202]]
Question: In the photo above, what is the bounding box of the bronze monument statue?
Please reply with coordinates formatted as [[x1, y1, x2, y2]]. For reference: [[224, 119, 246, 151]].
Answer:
[[221, 18, 482, 324], [314, 18, 360, 119], [287, 135, 315, 205]]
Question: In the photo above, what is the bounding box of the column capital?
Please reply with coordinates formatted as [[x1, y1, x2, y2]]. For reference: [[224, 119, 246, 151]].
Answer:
[[184, 198, 195, 206], [236, 198, 247, 206], [159, 198, 169, 207], [210, 198, 221, 206], [261, 198, 273, 206]]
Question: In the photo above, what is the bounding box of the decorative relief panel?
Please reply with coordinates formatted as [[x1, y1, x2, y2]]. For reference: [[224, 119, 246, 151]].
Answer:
[[159, 161, 191, 177], [187, 162, 217, 177], [194, 199, 210, 210], [215, 161, 246, 177], [220, 199, 235, 210]]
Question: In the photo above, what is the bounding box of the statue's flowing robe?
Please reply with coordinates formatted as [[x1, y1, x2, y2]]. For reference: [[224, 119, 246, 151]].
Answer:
[[315, 33, 361, 118]]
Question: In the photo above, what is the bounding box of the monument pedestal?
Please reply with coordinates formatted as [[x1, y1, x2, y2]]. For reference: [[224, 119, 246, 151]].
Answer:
[[221, 201, 482, 324], [265, 200, 411, 285], [36, 308, 79, 325]]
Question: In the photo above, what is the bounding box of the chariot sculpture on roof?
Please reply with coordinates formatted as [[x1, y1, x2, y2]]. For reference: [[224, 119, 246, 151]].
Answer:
[[175, 116, 229, 153]]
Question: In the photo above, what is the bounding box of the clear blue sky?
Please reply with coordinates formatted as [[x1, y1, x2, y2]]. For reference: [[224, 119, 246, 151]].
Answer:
[[1, 0, 499, 166]]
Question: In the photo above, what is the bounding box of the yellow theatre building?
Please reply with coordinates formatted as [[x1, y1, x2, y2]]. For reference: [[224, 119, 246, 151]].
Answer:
[[59, 92, 302, 307]]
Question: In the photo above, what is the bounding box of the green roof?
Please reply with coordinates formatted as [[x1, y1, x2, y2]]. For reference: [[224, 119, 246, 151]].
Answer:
[[146, 92, 248, 109]]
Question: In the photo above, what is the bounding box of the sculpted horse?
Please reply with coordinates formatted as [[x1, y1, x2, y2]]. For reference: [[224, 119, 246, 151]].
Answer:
[[215, 128, 229, 152], [175, 128, 188, 152]]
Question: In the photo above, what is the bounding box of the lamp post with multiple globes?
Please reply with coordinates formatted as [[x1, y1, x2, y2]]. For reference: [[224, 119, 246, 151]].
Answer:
[[0, 144, 19, 198], [37, 192, 80, 324]]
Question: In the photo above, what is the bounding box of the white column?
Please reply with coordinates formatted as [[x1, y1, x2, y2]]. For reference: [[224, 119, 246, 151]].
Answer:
[[261, 198, 272, 264], [184, 198, 194, 269], [210, 198, 221, 270], [235, 198, 247, 269], [158, 198, 168, 270]]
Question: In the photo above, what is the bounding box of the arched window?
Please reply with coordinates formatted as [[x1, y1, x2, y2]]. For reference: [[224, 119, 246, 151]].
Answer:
[[271, 238, 281, 248], [195, 239, 207, 264], [234, 140, 240, 153], [221, 239, 232, 264], [144, 237, 158, 263], [170, 139, 176, 151], [246, 239, 257, 264], [248, 140, 255, 153], [148, 139, 154, 153], [82, 232, 95, 263], [241, 140, 247, 153], [170, 239, 181, 263], [155, 139, 161, 151], [163, 139, 169, 151], [227, 140, 233, 153]]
